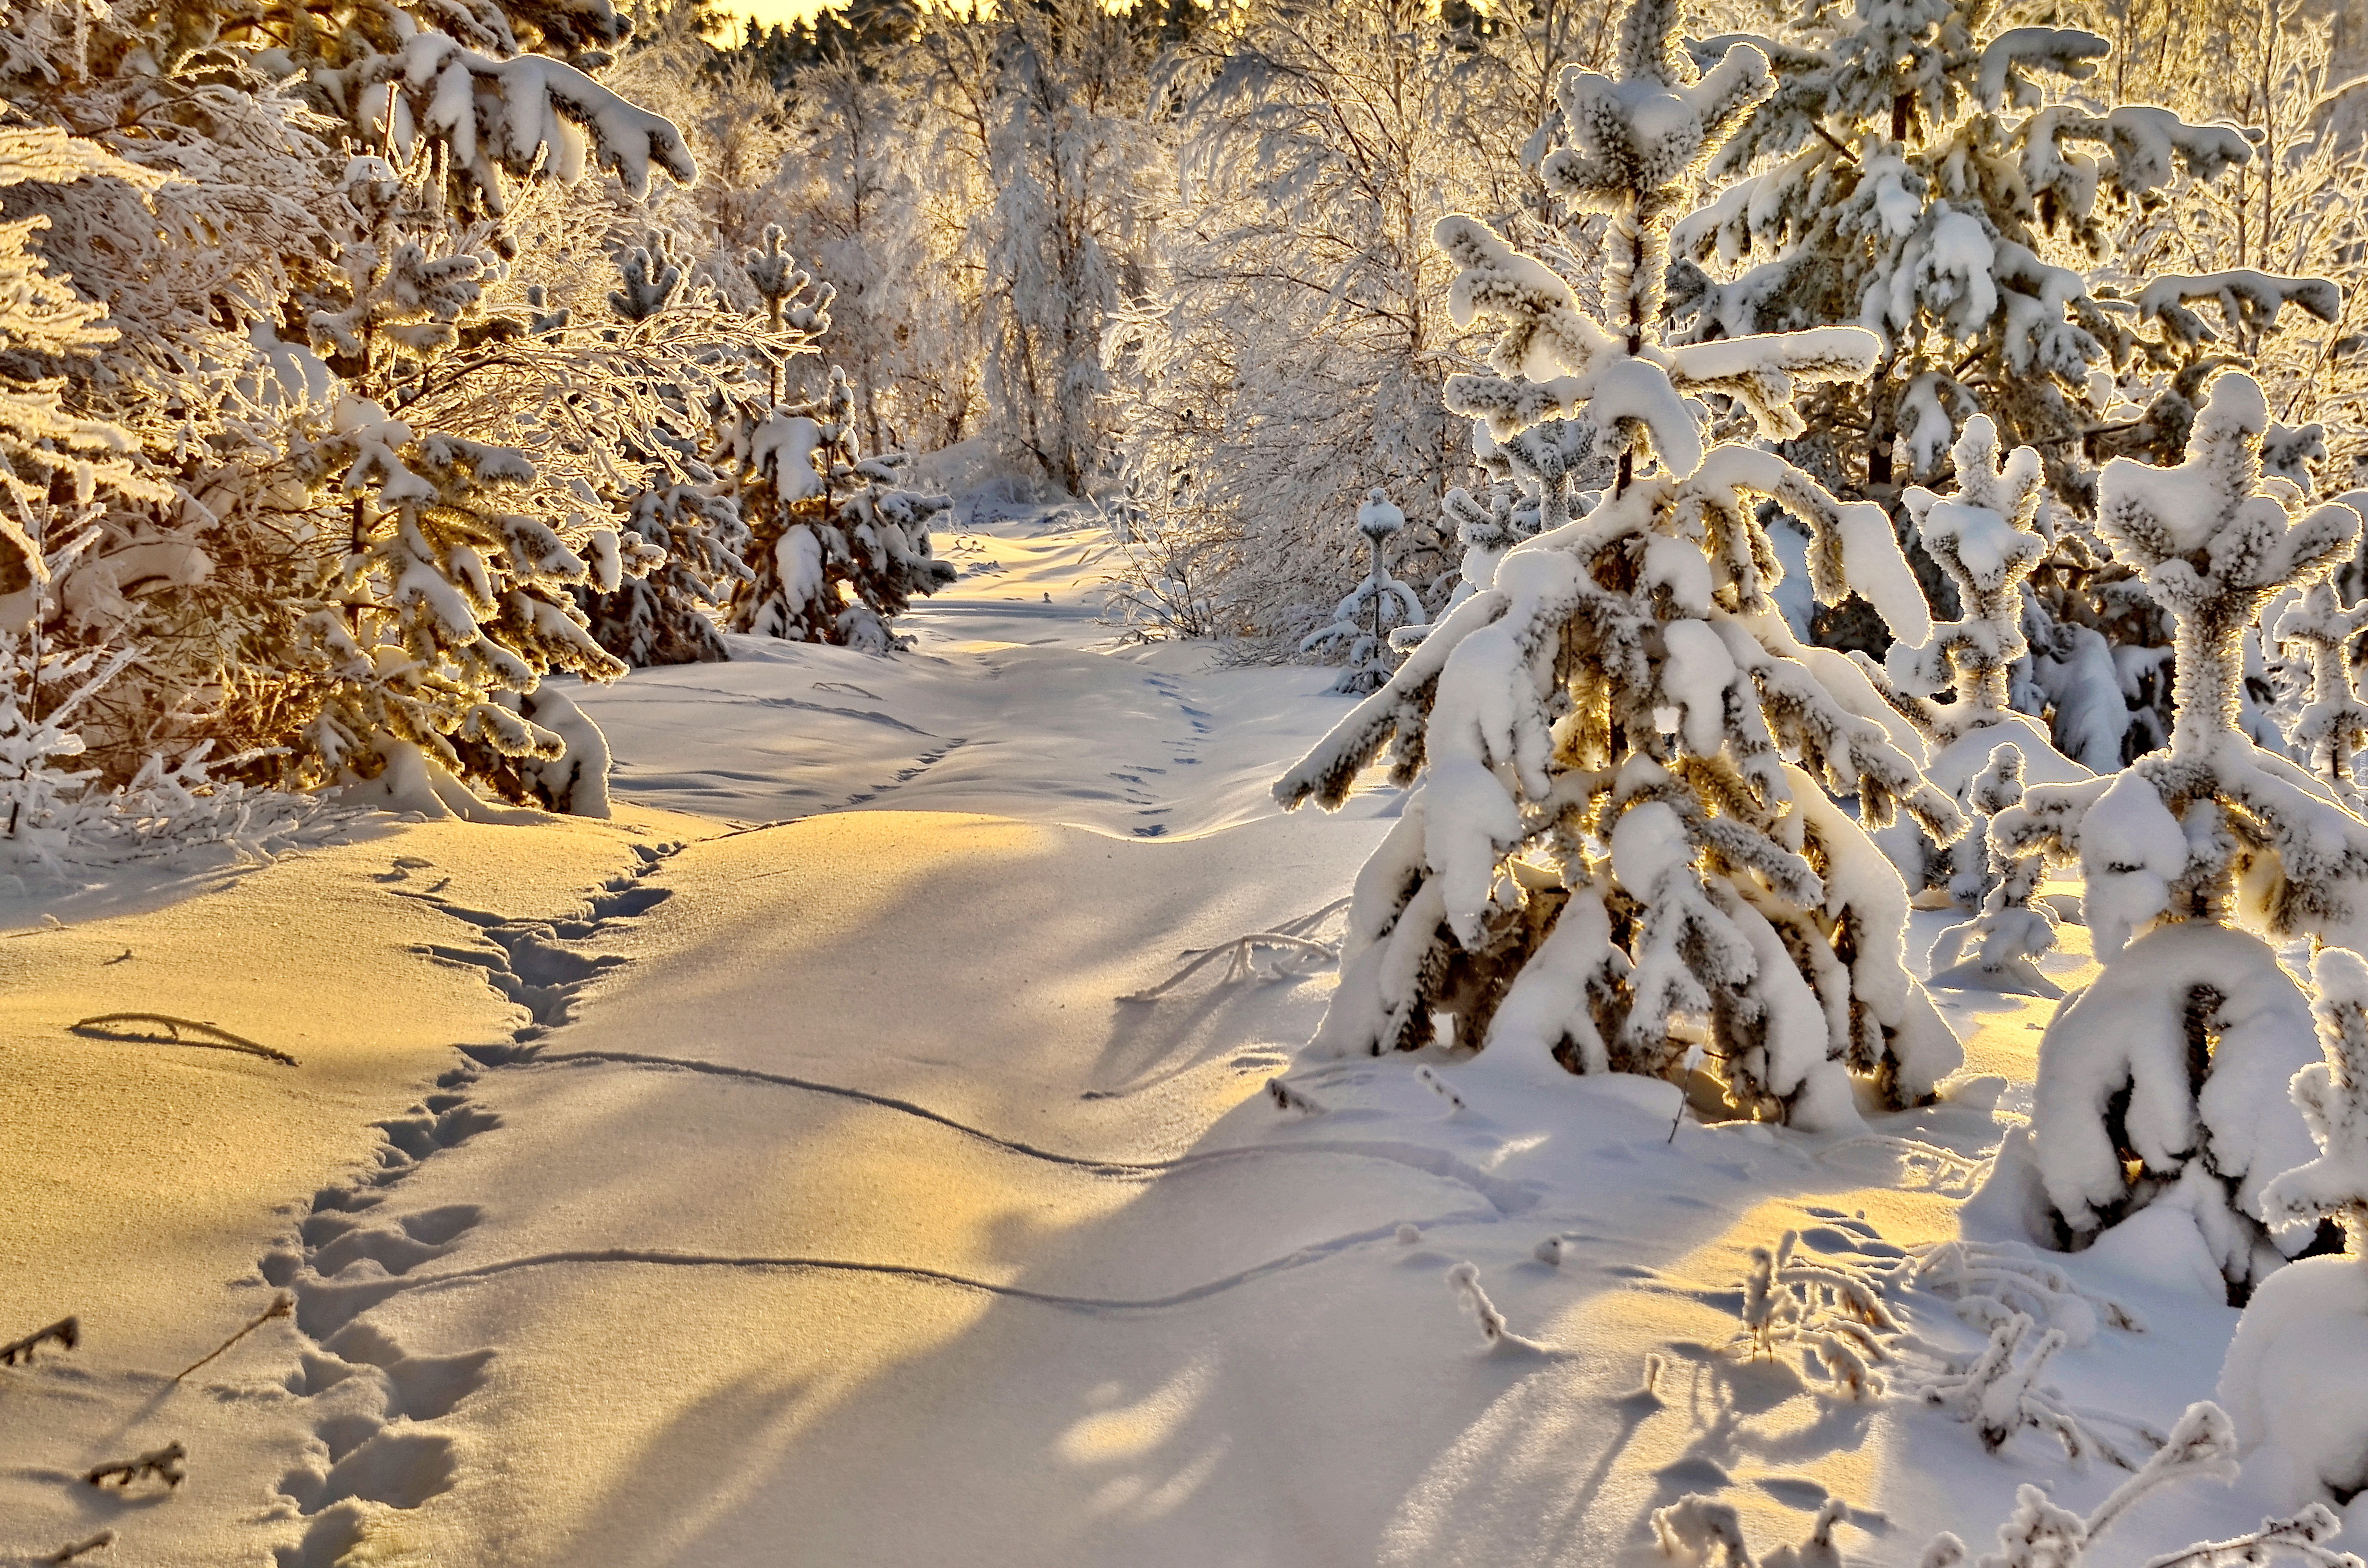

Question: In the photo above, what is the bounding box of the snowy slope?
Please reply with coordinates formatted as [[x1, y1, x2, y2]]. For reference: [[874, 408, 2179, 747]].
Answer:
[[0, 511, 2338, 1568]]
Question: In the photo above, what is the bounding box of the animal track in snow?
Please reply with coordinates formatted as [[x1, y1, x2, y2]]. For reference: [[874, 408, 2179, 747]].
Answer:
[[247, 843, 688, 1566]]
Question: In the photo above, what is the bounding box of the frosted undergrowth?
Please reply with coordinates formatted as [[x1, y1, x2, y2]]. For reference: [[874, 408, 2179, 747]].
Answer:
[[0, 637, 351, 893], [1726, 1225, 2153, 1469]]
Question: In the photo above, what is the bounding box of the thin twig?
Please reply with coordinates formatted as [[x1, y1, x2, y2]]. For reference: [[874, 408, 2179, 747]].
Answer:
[[173, 1294, 291, 1383], [85, 1442, 185, 1490], [69, 1015, 296, 1067], [0, 1316, 77, 1366], [45, 1531, 114, 1565], [1810, 120, 1860, 164]]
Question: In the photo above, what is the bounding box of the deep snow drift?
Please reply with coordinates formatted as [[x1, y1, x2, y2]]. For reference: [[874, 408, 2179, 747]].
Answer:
[[0, 508, 2346, 1567]]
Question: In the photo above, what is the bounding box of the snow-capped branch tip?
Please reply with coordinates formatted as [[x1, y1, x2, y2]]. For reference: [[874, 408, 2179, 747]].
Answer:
[[1978, 28, 2110, 111]]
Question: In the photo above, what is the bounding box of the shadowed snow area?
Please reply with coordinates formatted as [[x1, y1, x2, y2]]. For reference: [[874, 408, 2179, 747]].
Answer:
[[572, 504, 1335, 839], [0, 511, 2330, 1567]]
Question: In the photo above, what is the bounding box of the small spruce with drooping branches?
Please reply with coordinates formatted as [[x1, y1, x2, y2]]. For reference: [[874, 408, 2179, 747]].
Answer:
[[1988, 371, 2368, 1291], [1275, 0, 1972, 1126]]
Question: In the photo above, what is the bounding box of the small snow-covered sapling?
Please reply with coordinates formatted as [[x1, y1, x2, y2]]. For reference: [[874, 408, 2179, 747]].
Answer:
[[1299, 490, 1425, 694], [2273, 584, 2368, 804], [1276, 0, 1969, 1125], [2258, 947, 2368, 1252], [1988, 372, 2368, 1289]]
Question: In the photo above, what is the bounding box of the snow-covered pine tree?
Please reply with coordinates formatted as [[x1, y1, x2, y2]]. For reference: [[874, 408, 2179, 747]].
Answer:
[[574, 238, 756, 668], [1871, 415, 2095, 924], [726, 364, 957, 652], [1986, 370, 2368, 1293], [1301, 490, 1426, 693], [1274, 0, 1971, 1126], [2216, 945, 2368, 1511], [1663, 0, 2326, 770], [274, 155, 651, 814], [1669, 0, 2252, 510], [0, 0, 713, 816]]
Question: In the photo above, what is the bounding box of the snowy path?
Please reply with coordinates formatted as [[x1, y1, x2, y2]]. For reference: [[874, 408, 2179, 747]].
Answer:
[[0, 514, 2302, 1567]]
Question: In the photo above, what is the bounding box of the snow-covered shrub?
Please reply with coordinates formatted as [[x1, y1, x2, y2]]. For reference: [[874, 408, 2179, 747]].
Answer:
[[1984, 371, 2368, 1293], [1274, 0, 1970, 1124], [0, 636, 340, 884], [2218, 946, 2368, 1514], [1105, 0, 1480, 649], [1300, 491, 1426, 693]]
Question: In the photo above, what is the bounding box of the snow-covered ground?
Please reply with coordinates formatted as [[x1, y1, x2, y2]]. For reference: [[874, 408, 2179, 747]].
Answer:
[[0, 510, 2330, 1567]]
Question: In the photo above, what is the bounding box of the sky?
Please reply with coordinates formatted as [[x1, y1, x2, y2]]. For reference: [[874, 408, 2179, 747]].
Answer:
[[716, 0, 829, 29]]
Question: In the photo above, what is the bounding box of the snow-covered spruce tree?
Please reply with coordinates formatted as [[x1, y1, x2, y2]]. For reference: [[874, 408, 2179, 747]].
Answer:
[[1668, 0, 2254, 513], [2217, 945, 2368, 1514], [1274, 0, 1971, 1126], [0, 0, 715, 814], [1984, 371, 2368, 1293], [274, 156, 651, 815], [1301, 490, 1427, 694], [1870, 415, 2095, 928], [726, 364, 957, 652], [573, 237, 755, 668]]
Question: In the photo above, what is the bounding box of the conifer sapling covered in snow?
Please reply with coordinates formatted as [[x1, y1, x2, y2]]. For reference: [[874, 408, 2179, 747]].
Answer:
[[1985, 371, 2368, 1292], [726, 366, 958, 652], [2272, 584, 2368, 805], [1301, 490, 1425, 693], [1275, 0, 1970, 1125]]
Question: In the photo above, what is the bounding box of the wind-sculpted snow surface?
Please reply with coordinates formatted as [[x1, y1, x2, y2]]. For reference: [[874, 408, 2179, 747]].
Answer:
[[1278, 0, 1964, 1123]]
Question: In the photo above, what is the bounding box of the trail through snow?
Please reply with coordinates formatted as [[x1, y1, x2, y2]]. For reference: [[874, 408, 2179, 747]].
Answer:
[[0, 511, 2323, 1566]]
